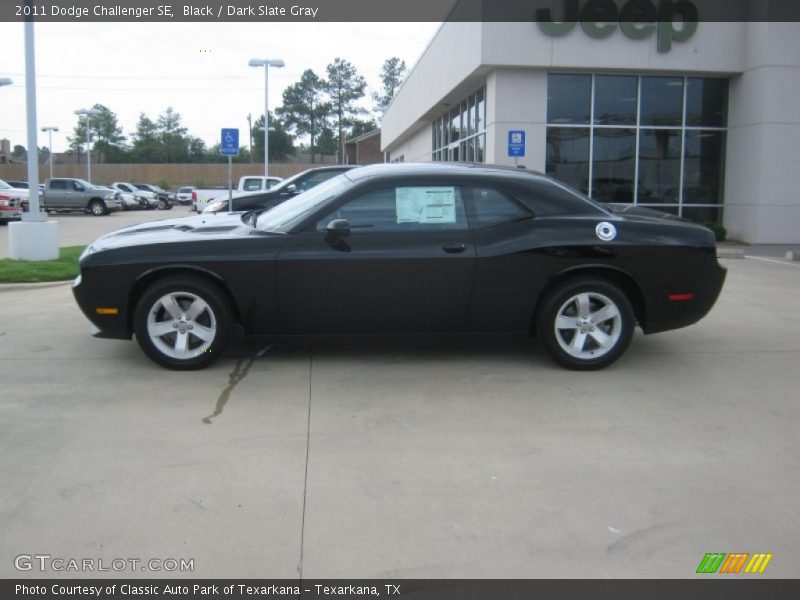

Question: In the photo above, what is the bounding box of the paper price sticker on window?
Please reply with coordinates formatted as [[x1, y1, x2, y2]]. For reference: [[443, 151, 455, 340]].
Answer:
[[396, 187, 456, 224]]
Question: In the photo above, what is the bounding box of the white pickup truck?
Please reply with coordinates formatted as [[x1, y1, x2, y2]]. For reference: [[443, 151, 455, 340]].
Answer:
[[190, 175, 283, 212]]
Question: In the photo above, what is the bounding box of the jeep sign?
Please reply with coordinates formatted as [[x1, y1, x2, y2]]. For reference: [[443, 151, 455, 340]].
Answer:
[[536, 0, 698, 53]]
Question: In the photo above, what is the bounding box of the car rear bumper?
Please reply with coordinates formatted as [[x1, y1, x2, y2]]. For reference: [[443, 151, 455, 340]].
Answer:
[[642, 250, 727, 334]]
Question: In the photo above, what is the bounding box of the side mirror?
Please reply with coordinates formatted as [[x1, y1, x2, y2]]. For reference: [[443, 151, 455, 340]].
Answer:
[[74, 184, 84, 191], [286, 184, 298, 194], [326, 218, 351, 238]]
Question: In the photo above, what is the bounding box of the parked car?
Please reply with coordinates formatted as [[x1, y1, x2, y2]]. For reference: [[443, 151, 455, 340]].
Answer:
[[0, 192, 23, 224], [202, 166, 357, 214], [98, 185, 138, 211], [132, 183, 174, 210], [73, 163, 726, 371], [110, 182, 158, 209], [175, 186, 196, 206], [1, 178, 38, 210], [43, 178, 121, 215], [5, 180, 43, 192]]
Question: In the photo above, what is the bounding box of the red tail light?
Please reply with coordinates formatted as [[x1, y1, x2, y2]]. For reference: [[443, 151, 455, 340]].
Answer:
[[191, 190, 197, 201], [668, 293, 695, 302]]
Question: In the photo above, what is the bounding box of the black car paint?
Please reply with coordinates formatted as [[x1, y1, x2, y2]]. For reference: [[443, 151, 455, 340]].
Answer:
[[73, 164, 725, 345]]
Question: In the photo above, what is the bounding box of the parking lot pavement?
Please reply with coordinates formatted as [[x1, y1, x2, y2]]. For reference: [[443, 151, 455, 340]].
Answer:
[[1, 257, 799, 578], [0, 207, 194, 259]]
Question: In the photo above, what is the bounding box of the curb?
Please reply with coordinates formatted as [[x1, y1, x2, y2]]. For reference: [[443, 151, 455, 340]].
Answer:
[[0, 280, 72, 292], [717, 247, 745, 259]]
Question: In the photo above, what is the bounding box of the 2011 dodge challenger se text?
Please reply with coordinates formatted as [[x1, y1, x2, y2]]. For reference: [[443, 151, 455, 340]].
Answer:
[[72, 163, 726, 371]]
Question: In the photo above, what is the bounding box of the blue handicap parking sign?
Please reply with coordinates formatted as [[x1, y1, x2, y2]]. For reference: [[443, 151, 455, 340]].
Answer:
[[508, 130, 525, 157], [220, 128, 239, 156]]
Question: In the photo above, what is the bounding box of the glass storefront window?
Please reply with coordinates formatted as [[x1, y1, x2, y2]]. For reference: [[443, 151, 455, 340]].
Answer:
[[591, 129, 637, 203], [638, 129, 682, 203], [686, 78, 728, 127], [432, 86, 486, 163], [545, 73, 728, 223], [640, 76, 684, 127], [683, 130, 726, 205], [594, 75, 638, 126], [476, 88, 485, 132], [548, 74, 591, 125], [546, 128, 591, 194]]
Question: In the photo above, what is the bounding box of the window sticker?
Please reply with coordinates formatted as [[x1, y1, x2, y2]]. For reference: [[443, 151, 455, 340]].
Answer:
[[396, 187, 456, 224]]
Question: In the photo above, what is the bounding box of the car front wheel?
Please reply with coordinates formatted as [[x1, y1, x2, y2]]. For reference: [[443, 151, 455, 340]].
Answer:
[[134, 276, 232, 370], [88, 200, 106, 216], [537, 277, 634, 370]]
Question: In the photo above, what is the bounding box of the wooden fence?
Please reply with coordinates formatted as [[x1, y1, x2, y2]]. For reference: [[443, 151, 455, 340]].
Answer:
[[0, 163, 321, 189]]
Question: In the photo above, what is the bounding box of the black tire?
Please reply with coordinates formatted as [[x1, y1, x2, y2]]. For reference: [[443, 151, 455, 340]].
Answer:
[[134, 275, 232, 370], [536, 277, 635, 370], [157, 198, 168, 210], [88, 199, 106, 216]]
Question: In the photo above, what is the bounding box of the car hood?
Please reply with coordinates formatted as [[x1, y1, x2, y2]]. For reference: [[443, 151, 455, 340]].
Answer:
[[83, 213, 259, 253]]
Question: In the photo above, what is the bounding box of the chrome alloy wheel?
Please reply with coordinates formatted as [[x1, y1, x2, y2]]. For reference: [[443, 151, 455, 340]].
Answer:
[[554, 292, 622, 360], [146, 292, 217, 359]]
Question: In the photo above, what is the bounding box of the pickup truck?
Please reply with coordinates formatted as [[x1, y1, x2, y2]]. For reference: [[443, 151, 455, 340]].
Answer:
[[43, 178, 122, 215], [189, 176, 284, 212]]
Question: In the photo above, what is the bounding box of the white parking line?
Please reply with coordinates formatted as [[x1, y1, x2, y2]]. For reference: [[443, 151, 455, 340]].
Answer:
[[745, 255, 800, 268]]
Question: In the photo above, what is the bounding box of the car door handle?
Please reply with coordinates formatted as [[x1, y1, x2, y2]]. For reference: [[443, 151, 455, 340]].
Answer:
[[441, 242, 466, 254]]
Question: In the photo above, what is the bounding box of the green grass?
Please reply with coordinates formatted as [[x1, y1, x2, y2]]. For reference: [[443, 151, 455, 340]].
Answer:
[[0, 246, 85, 283]]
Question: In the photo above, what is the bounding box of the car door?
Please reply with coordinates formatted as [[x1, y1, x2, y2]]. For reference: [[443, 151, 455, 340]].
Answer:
[[276, 184, 476, 334], [461, 186, 545, 332], [45, 179, 70, 209]]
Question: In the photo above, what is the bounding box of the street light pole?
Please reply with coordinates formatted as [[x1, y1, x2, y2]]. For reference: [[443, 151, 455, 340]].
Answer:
[[248, 58, 284, 178], [41, 126, 58, 180], [74, 108, 94, 182]]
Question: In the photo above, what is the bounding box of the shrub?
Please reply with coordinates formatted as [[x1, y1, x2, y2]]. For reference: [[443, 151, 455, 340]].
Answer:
[[704, 222, 727, 242]]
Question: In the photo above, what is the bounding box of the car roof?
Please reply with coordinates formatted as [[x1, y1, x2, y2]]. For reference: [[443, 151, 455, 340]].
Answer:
[[343, 162, 548, 183]]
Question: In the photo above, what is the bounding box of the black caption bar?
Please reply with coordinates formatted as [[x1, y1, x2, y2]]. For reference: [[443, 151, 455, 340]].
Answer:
[[2, 0, 800, 22], [4, 580, 800, 600]]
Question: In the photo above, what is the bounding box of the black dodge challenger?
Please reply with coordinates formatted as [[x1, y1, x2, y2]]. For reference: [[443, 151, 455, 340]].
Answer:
[[73, 163, 726, 370]]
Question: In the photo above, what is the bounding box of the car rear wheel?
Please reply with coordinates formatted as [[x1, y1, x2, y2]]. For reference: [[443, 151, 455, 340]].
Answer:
[[537, 277, 634, 370], [88, 200, 106, 216], [158, 198, 168, 210], [134, 276, 232, 370]]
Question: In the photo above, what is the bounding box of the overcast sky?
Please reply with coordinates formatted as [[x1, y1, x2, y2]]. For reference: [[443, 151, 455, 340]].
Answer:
[[0, 22, 441, 152]]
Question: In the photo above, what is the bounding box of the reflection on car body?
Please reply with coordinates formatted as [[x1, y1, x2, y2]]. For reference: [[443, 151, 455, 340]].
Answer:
[[73, 163, 725, 371]]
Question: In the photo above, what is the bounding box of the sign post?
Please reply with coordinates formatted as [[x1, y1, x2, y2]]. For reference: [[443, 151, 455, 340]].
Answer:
[[220, 128, 239, 213]]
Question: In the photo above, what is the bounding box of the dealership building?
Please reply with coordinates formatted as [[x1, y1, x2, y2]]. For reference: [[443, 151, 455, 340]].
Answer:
[[381, 19, 800, 243]]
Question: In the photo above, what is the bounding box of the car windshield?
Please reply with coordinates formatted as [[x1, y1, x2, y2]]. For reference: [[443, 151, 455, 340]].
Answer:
[[256, 175, 352, 232], [0, 179, 11, 190]]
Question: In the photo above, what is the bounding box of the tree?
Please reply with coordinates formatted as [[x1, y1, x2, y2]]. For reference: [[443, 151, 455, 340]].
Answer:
[[372, 57, 407, 113], [130, 113, 163, 163], [325, 58, 367, 163], [316, 127, 339, 156], [157, 107, 190, 162], [348, 118, 378, 140], [68, 103, 126, 162], [11, 145, 25, 157], [277, 69, 330, 163], [252, 113, 295, 163]]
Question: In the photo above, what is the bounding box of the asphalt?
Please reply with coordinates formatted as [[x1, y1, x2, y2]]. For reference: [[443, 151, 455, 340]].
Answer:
[[0, 256, 798, 578]]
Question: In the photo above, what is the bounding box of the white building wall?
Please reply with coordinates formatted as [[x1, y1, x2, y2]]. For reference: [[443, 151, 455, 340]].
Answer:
[[724, 23, 800, 243]]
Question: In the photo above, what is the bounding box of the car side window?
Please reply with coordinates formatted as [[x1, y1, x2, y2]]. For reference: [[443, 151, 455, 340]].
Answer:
[[243, 178, 261, 191], [316, 186, 468, 232], [466, 187, 531, 228], [72, 181, 84, 191], [49, 180, 67, 190]]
